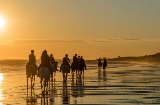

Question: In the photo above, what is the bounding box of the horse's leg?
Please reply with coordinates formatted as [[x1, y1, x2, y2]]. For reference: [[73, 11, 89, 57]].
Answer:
[[34, 75, 35, 81], [66, 73, 68, 82], [31, 76, 32, 97], [42, 80, 45, 97], [63, 73, 65, 82], [76, 69, 77, 75], [40, 78, 43, 89], [27, 76, 28, 97], [52, 75, 53, 92], [47, 80, 49, 95]]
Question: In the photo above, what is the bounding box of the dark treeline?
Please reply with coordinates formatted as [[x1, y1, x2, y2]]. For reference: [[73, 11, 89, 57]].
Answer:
[[108, 52, 160, 62]]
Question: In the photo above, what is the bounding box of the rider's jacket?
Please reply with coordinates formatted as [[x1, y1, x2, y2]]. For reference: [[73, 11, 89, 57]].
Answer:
[[29, 53, 36, 63], [41, 55, 50, 67], [73, 56, 78, 63], [63, 57, 70, 65]]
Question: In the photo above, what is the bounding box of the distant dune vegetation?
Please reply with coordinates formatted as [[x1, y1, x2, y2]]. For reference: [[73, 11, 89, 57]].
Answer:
[[108, 52, 160, 62]]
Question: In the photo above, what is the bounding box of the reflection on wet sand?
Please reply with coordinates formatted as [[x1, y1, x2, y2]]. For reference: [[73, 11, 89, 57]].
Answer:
[[103, 69, 107, 81], [0, 73, 3, 101], [71, 74, 84, 104], [1, 62, 160, 104], [62, 82, 70, 104], [98, 69, 107, 85]]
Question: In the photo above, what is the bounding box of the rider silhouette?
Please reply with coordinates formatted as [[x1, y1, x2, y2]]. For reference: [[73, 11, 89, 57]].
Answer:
[[60, 54, 70, 72], [71, 54, 78, 72], [28, 50, 37, 69], [38, 50, 52, 75], [63, 54, 70, 65], [73, 54, 78, 63], [50, 54, 55, 64], [79, 56, 87, 75]]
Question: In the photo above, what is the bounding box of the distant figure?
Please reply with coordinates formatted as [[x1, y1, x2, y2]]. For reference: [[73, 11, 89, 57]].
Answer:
[[28, 50, 37, 70], [98, 58, 102, 70], [71, 54, 78, 75], [79, 56, 87, 75], [103, 58, 107, 69]]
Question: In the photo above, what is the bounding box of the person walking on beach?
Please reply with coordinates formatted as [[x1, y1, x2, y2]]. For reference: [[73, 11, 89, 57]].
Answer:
[[103, 58, 107, 70], [98, 58, 102, 71]]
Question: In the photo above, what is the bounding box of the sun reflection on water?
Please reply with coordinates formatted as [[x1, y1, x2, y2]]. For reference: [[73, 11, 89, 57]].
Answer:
[[0, 73, 4, 83], [0, 73, 4, 101]]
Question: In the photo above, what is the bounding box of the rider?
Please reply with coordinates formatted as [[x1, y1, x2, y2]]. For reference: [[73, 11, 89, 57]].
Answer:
[[28, 50, 37, 70], [50, 54, 55, 64], [38, 50, 52, 75], [71, 54, 78, 72], [60, 54, 70, 72], [73, 54, 78, 63], [79, 56, 87, 74], [63, 54, 70, 65]]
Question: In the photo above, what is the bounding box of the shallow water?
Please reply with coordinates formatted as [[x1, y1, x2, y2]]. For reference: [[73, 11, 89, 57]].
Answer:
[[0, 60, 160, 104]]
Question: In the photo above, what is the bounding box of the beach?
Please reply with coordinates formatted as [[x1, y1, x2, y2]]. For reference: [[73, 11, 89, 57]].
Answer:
[[0, 60, 160, 105]]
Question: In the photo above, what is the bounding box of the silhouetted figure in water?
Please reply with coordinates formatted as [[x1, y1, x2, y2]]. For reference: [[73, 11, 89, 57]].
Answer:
[[79, 56, 87, 75], [103, 58, 107, 69], [71, 54, 78, 75], [98, 58, 102, 70], [28, 50, 37, 70]]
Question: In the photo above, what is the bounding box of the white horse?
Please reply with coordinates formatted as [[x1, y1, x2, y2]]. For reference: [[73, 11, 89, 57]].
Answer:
[[39, 67, 50, 95]]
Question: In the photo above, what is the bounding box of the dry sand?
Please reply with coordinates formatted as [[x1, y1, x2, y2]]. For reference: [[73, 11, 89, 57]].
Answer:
[[0, 62, 160, 105]]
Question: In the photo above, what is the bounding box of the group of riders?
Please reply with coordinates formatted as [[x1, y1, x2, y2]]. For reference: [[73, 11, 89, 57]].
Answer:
[[26, 50, 87, 80]]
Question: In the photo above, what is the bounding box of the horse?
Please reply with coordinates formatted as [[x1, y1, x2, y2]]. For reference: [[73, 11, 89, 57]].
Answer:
[[26, 63, 37, 100], [71, 62, 78, 76], [60, 64, 70, 82], [51, 61, 58, 78], [38, 67, 50, 95]]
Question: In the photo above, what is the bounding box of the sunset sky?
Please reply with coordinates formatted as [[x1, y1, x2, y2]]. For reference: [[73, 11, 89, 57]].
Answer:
[[0, 0, 160, 59]]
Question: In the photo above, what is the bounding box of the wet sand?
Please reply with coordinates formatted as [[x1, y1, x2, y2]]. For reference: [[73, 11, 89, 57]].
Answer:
[[0, 62, 160, 105]]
